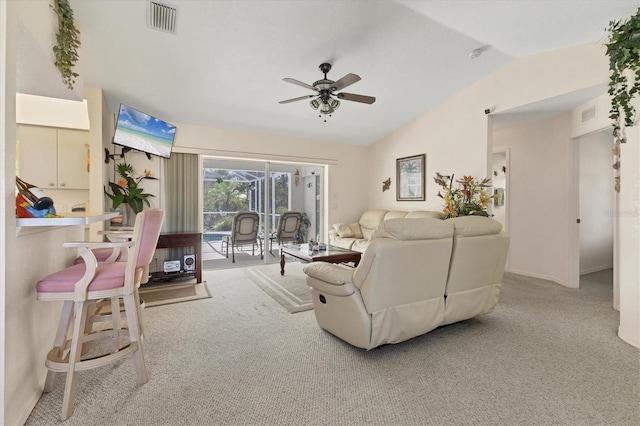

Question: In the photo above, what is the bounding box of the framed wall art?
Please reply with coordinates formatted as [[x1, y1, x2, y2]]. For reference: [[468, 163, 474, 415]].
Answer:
[[396, 154, 425, 201]]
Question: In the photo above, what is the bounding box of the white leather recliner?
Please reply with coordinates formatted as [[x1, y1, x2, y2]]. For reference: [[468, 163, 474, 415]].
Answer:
[[303, 216, 509, 350]]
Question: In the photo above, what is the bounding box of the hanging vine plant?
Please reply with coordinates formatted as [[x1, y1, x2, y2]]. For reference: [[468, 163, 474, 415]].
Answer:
[[51, 0, 80, 90], [605, 7, 640, 144]]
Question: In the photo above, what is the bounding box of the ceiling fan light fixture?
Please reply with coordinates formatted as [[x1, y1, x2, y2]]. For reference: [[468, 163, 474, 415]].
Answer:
[[320, 102, 333, 115], [280, 63, 374, 120]]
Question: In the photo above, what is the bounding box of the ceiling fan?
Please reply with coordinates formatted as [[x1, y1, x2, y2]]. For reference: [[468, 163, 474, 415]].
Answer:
[[279, 63, 376, 121]]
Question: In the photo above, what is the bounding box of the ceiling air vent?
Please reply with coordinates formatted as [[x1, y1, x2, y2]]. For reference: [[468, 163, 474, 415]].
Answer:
[[581, 105, 597, 123], [148, 1, 178, 34]]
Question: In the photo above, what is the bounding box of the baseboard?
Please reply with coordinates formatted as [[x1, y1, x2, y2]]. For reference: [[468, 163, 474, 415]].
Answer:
[[10, 388, 42, 426], [580, 264, 614, 275], [506, 268, 567, 287], [618, 326, 640, 349]]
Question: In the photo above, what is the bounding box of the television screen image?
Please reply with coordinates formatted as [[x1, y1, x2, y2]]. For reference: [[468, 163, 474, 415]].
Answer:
[[113, 104, 176, 158]]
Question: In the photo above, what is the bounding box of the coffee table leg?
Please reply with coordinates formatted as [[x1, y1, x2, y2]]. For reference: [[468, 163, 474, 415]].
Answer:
[[280, 250, 285, 275]]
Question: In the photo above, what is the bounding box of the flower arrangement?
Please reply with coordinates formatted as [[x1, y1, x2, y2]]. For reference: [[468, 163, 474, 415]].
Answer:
[[105, 163, 155, 214], [433, 172, 492, 219]]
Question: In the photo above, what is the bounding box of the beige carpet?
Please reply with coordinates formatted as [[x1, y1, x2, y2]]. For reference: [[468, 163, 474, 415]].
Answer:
[[243, 261, 312, 313], [139, 281, 211, 307]]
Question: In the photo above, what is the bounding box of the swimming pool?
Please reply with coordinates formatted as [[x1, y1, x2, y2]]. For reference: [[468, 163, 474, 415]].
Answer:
[[203, 232, 231, 242]]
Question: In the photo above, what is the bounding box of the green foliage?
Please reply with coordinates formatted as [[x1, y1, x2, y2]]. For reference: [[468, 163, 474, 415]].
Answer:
[[606, 7, 640, 143], [212, 215, 233, 232], [104, 163, 155, 214], [204, 182, 249, 212], [51, 0, 80, 90], [298, 212, 312, 242]]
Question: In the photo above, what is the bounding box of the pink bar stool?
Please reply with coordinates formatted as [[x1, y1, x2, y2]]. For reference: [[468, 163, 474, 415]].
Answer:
[[36, 209, 164, 420]]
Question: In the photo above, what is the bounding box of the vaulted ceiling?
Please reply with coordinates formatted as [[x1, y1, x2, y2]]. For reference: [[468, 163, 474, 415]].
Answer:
[[70, 0, 638, 146]]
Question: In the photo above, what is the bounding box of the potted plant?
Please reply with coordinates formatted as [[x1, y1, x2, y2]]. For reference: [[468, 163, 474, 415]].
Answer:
[[605, 7, 640, 144], [298, 212, 312, 242], [105, 163, 155, 225], [51, 0, 80, 90]]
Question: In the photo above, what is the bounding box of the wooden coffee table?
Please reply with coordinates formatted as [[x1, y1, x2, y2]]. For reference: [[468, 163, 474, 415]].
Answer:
[[279, 244, 362, 275]]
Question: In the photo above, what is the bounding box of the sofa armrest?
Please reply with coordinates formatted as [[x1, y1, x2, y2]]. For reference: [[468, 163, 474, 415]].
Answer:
[[303, 262, 357, 297]]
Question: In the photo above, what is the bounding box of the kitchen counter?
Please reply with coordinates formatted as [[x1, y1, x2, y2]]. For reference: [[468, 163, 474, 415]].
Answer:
[[16, 211, 120, 228]]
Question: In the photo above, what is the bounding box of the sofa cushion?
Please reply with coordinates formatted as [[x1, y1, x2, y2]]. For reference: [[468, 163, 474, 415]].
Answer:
[[333, 223, 355, 238], [333, 222, 364, 239], [351, 239, 371, 253], [331, 237, 358, 250], [383, 211, 407, 220], [405, 210, 443, 219], [359, 209, 388, 240], [372, 218, 453, 241], [348, 222, 364, 238], [448, 216, 503, 237]]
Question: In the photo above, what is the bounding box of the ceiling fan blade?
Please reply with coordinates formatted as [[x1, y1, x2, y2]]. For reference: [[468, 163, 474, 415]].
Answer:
[[330, 73, 361, 91], [279, 94, 316, 104], [336, 92, 376, 104], [283, 78, 317, 91]]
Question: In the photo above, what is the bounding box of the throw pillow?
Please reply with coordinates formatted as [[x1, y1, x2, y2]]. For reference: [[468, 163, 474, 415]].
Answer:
[[333, 223, 355, 238], [348, 222, 364, 239]]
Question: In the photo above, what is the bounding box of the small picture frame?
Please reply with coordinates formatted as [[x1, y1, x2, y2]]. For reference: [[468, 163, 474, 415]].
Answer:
[[396, 154, 425, 201]]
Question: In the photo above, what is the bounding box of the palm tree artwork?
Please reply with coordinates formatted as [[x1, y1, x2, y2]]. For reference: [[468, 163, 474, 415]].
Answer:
[[397, 154, 425, 201]]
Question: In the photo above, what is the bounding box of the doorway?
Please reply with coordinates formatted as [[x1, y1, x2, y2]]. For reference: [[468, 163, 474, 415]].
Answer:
[[200, 157, 323, 270]]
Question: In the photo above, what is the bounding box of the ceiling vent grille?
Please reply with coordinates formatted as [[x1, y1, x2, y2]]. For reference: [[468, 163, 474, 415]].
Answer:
[[581, 105, 597, 123], [148, 1, 178, 34]]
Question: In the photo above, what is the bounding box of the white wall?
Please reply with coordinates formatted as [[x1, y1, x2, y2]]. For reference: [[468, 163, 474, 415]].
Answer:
[[493, 113, 574, 284], [2, 2, 89, 424], [368, 43, 610, 213], [0, 2, 8, 423], [578, 130, 614, 274], [617, 125, 640, 348]]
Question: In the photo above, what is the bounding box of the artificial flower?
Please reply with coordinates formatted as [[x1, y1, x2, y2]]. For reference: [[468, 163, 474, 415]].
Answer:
[[433, 173, 492, 219]]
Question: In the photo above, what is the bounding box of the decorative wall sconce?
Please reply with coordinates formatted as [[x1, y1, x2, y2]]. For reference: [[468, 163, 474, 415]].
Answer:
[[294, 169, 300, 186], [382, 178, 391, 192]]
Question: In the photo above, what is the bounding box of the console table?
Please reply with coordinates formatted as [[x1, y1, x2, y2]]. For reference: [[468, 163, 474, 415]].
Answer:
[[150, 232, 202, 283]]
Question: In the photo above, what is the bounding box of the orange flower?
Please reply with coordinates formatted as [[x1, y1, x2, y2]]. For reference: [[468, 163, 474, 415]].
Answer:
[[117, 178, 127, 187]]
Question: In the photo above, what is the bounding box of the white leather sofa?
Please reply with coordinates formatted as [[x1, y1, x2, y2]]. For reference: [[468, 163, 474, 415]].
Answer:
[[329, 209, 443, 252], [304, 216, 509, 350]]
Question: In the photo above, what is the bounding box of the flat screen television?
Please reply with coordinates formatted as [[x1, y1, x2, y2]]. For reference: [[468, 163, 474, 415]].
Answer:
[[113, 103, 176, 159]]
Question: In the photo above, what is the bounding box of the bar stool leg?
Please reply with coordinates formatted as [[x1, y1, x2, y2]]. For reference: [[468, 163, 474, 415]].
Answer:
[[123, 294, 149, 384], [44, 301, 73, 393], [60, 301, 90, 420]]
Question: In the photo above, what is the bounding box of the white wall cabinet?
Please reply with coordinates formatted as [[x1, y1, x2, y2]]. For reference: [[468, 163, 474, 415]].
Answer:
[[17, 125, 90, 189]]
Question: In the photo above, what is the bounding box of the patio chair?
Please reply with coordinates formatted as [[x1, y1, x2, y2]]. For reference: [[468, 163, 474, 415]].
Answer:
[[268, 211, 302, 254], [221, 212, 263, 263]]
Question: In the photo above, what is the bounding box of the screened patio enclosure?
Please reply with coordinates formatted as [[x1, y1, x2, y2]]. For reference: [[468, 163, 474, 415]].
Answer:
[[203, 168, 290, 236], [202, 158, 323, 268]]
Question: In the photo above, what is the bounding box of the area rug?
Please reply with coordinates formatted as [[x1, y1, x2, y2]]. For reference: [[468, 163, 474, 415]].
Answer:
[[243, 261, 312, 313], [139, 281, 211, 308]]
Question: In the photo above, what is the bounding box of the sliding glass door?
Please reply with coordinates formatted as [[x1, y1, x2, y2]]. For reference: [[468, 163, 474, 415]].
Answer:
[[201, 157, 323, 269]]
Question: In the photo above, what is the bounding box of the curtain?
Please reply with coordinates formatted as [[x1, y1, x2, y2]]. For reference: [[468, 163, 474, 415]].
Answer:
[[163, 152, 199, 233], [160, 152, 199, 264]]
